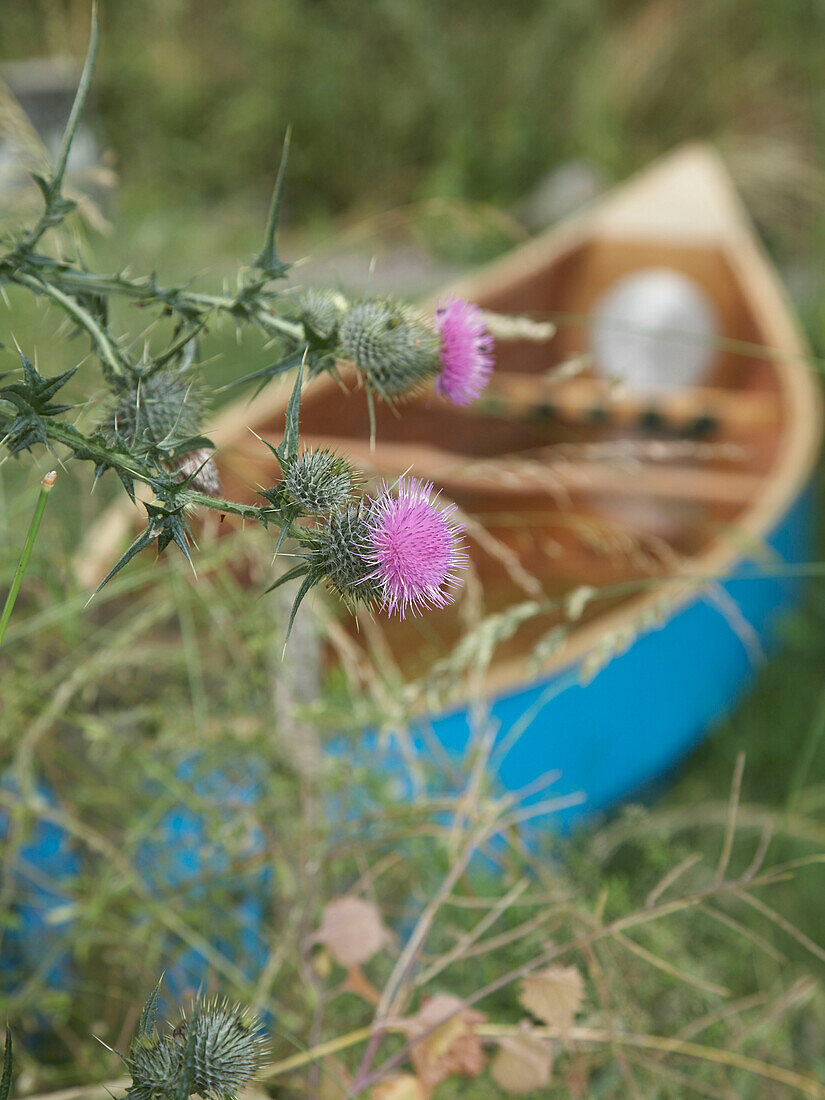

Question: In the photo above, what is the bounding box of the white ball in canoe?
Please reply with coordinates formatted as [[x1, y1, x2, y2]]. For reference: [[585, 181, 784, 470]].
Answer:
[[589, 268, 719, 394]]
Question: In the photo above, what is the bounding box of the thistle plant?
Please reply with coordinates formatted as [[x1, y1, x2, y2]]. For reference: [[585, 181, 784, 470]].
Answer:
[[0, 7, 498, 637], [268, 476, 466, 636], [125, 981, 265, 1100]]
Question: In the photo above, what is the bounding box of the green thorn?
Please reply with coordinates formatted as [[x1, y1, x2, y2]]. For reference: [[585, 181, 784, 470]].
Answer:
[[256, 126, 292, 273]]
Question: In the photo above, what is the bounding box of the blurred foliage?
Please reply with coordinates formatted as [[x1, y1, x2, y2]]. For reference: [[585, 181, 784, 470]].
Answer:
[[2, 0, 825, 239], [4, 3, 825, 1095], [2, 458, 825, 1094]]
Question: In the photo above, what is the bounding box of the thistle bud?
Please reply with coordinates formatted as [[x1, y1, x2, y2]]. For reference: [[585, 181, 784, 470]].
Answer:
[[127, 1033, 180, 1100], [183, 998, 265, 1100], [338, 299, 439, 398], [283, 447, 353, 513], [105, 368, 206, 452], [311, 501, 381, 605], [298, 288, 347, 342], [126, 992, 265, 1100]]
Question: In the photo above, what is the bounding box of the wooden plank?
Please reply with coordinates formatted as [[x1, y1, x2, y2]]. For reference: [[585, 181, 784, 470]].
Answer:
[[262, 435, 762, 506], [475, 372, 781, 432]]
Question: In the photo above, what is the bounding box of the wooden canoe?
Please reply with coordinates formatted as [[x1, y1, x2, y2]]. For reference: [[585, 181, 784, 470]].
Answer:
[[85, 144, 823, 825]]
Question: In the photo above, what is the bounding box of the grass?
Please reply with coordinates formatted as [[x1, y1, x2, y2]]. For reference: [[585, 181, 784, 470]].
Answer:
[[3, 193, 825, 1094], [4, 2, 825, 1087]]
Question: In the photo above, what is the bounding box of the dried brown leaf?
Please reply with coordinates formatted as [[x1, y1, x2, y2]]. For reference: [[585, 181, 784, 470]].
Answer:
[[490, 1025, 554, 1094], [316, 896, 391, 967], [518, 964, 584, 1030], [403, 994, 487, 1089]]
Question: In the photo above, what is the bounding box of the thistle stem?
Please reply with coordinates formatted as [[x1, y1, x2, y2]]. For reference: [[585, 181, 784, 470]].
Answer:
[[0, 265, 305, 344], [11, 272, 126, 379], [0, 471, 56, 647]]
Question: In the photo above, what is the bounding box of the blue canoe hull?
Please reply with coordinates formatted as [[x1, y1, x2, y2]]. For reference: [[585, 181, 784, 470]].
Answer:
[[413, 482, 815, 830]]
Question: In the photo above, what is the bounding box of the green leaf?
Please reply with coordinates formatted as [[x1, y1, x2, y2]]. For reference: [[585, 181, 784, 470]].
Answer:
[[93, 522, 161, 596], [30, 174, 51, 205], [282, 358, 304, 462], [219, 347, 307, 396], [116, 467, 137, 503], [263, 561, 311, 596], [256, 127, 291, 275], [0, 350, 78, 456], [170, 521, 193, 562], [284, 570, 317, 643], [272, 505, 298, 557], [163, 435, 215, 461], [0, 1027, 12, 1100], [150, 325, 204, 373], [137, 977, 163, 1039]]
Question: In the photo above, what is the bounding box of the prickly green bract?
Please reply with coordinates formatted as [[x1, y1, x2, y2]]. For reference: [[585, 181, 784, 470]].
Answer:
[[126, 983, 265, 1100], [104, 367, 208, 459], [297, 287, 347, 343], [283, 447, 354, 513], [310, 501, 382, 604], [338, 298, 439, 398]]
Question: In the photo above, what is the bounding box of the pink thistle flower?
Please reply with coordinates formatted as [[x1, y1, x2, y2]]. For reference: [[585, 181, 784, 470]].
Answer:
[[434, 297, 495, 406], [363, 478, 468, 618]]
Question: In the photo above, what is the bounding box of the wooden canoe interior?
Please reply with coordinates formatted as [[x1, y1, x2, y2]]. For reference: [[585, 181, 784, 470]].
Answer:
[[213, 233, 797, 681]]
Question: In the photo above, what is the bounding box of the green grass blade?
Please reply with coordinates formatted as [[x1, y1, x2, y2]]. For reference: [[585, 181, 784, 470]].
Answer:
[[0, 470, 56, 647]]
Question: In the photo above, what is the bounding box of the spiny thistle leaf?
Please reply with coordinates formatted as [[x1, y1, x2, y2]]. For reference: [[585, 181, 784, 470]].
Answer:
[[0, 350, 77, 456], [284, 569, 317, 642], [151, 326, 203, 374], [220, 347, 307, 396], [256, 127, 291, 275], [93, 500, 193, 594], [93, 521, 162, 596], [147, 501, 194, 565], [281, 358, 305, 463], [0, 1027, 12, 1100], [263, 561, 311, 596], [138, 976, 163, 1039]]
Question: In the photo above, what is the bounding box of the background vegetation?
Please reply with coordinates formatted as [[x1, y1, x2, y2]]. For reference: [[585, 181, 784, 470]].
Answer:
[[4, 0, 825, 1095]]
